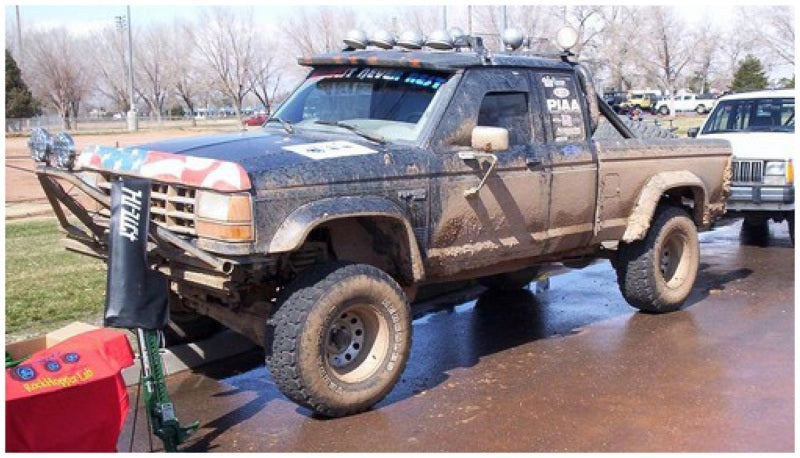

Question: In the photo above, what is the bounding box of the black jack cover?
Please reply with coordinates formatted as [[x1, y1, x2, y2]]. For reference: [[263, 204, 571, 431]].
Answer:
[[104, 177, 168, 330]]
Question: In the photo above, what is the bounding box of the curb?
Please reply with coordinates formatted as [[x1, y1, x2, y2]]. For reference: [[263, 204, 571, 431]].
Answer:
[[121, 330, 258, 386]]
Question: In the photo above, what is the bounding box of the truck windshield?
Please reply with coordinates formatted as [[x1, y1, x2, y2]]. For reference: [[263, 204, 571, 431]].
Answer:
[[273, 67, 451, 143], [702, 97, 795, 134]]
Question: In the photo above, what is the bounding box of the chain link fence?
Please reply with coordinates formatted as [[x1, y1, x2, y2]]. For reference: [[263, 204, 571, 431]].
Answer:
[[5, 115, 243, 134]]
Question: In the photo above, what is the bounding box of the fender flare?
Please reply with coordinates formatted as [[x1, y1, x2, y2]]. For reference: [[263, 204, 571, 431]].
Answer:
[[622, 171, 709, 242], [269, 196, 425, 282]]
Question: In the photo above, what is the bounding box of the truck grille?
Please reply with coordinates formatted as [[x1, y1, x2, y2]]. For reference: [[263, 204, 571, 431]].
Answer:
[[96, 173, 197, 236], [732, 160, 764, 183]]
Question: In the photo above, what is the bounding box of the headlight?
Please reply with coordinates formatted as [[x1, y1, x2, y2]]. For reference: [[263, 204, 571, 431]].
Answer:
[[764, 161, 786, 176], [763, 161, 788, 186], [53, 132, 76, 170], [28, 127, 53, 163], [194, 190, 253, 242]]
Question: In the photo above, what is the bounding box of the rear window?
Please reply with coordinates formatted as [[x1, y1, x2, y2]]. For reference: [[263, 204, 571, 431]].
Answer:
[[702, 97, 794, 134]]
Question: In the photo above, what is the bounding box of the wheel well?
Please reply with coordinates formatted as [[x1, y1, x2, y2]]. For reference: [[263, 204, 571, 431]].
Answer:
[[661, 185, 705, 225], [305, 216, 416, 286]]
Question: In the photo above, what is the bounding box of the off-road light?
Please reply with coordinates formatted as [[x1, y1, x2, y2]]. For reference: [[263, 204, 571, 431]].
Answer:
[[555, 26, 579, 51], [344, 29, 368, 50], [53, 132, 77, 170], [369, 30, 396, 49], [28, 127, 53, 163], [397, 30, 424, 50], [426, 30, 453, 50], [502, 28, 525, 51]]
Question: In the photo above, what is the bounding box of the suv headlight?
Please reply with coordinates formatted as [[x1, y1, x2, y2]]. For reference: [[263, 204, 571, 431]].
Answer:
[[764, 161, 789, 185], [194, 191, 254, 242]]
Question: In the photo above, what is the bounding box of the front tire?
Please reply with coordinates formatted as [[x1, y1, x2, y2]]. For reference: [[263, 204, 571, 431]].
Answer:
[[265, 263, 412, 417], [659, 105, 670, 115], [614, 206, 700, 313]]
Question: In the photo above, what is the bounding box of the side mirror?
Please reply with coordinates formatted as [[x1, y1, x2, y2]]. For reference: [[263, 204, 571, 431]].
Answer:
[[687, 127, 699, 138], [471, 126, 508, 152]]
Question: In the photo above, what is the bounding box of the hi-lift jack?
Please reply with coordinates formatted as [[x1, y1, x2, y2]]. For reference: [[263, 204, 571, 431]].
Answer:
[[134, 328, 198, 452]]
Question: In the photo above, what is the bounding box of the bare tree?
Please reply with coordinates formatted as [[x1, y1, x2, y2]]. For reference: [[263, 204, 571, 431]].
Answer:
[[593, 6, 643, 91], [135, 22, 171, 123], [23, 28, 89, 129], [193, 7, 259, 120], [737, 5, 794, 68], [249, 36, 283, 115], [280, 7, 357, 56], [87, 26, 131, 113], [170, 20, 204, 125], [688, 18, 721, 93], [641, 6, 694, 94]]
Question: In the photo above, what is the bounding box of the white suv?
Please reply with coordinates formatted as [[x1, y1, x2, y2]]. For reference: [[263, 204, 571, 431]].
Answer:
[[689, 89, 795, 243]]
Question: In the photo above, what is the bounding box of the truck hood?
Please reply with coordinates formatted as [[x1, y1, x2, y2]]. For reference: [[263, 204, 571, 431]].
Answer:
[[76, 127, 427, 192], [699, 132, 794, 161]]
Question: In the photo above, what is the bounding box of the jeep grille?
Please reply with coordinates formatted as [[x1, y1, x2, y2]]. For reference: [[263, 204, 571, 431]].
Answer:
[[732, 160, 764, 183], [96, 173, 197, 236]]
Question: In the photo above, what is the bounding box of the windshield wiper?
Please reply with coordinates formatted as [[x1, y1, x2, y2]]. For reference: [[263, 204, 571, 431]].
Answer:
[[314, 120, 386, 145], [266, 116, 294, 135]]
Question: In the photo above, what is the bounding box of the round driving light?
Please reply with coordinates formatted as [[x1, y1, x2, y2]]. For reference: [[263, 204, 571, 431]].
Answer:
[[369, 30, 396, 49], [502, 28, 525, 50], [28, 127, 53, 163], [426, 29, 453, 50], [344, 29, 368, 50], [397, 30, 424, 50], [556, 26, 579, 51], [53, 132, 76, 170]]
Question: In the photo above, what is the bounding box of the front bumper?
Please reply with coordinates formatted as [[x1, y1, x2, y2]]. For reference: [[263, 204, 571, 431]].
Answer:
[[35, 166, 267, 294], [726, 183, 794, 212]]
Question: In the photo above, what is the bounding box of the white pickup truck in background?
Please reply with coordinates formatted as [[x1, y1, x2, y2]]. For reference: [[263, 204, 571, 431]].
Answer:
[[689, 89, 795, 244], [655, 93, 717, 115]]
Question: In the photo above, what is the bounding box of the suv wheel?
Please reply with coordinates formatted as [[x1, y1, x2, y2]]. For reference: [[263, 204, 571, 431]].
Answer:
[[265, 262, 411, 417], [478, 266, 540, 292], [614, 206, 699, 313], [696, 104, 707, 114], [658, 105, 670, 115]]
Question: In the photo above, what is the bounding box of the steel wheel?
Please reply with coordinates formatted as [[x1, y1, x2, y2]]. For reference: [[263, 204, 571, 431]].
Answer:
[[325, 302, 389, 384]]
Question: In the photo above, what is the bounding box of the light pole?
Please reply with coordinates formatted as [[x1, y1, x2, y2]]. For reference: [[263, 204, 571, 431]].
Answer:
[[125, 6, 137, 131]]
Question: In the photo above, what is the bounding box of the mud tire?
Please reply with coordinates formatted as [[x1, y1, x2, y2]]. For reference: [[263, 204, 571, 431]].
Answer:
[[788, 212, 794, 245], [265, 262, 411, 417], [478, 266, 540, 292], [614, 206, 699, 313], [739, 216, 770, 246]]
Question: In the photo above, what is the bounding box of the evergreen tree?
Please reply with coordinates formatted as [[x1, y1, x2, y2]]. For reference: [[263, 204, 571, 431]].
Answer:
[[730, 55, 769, 92], [5, 49, 40, 118]]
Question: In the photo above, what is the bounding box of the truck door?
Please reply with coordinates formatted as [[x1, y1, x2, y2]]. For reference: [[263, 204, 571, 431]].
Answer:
[[533, 71, 598, 254], [426, 68, 551, 278]]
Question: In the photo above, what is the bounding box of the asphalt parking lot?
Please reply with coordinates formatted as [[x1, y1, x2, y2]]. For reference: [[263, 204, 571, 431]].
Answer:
[[119, 218, 794, 453]]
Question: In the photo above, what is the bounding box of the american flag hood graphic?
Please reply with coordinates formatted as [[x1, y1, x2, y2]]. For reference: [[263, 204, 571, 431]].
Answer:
[[76, 145, 252, 192]]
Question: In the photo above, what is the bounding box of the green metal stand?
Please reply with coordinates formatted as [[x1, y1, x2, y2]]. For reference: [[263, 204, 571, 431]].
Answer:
[[136, 329, 199, 452]]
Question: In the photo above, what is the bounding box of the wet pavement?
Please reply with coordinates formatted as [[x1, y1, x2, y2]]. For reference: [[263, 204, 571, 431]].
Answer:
[[119, 218, 794, 452]]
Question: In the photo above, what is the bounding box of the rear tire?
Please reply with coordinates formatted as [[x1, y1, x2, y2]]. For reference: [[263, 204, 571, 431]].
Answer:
[[265, 262, 411, 417], [659, 105, 670, 115], [478, 266, 540, 292], [614, 206, 700, 313], [696, 104, 707, 114]]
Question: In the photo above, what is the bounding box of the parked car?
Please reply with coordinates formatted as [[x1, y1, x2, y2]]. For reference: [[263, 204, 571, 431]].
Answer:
[[655, 93, 716, 115], [602, 91, 627, 113], [619, 91, 659, 113], [689, 89, 795, 243], [242, 113, 267, 126]]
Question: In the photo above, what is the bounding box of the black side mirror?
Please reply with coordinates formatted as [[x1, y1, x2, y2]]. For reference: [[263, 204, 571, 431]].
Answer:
[[687, 127, 699, 138]]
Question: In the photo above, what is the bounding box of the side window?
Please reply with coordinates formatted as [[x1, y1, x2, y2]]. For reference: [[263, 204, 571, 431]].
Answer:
[[539, 73, 585, 142], [477, 92, 531, 145]]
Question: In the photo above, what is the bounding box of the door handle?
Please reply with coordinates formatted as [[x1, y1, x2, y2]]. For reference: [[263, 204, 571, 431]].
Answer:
[[527, 157, 543, 167]]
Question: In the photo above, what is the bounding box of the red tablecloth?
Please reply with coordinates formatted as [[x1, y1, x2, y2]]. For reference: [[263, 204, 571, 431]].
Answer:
[[6, 328, 135, 452]]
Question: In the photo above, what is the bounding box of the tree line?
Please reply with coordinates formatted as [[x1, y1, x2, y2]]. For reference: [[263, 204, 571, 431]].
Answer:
[[7, 5, 794, 129]]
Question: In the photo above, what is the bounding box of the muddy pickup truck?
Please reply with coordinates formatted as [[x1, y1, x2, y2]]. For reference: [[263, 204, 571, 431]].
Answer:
[[32, 31, 731, 417]]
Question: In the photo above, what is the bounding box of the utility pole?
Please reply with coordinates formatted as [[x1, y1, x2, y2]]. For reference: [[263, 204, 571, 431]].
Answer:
[[500, 4, 508, 49], [126, 5, 138, 131], [15, 6, 22, 64], [442, 5, 447, 30], [467, 5, 473, 36]]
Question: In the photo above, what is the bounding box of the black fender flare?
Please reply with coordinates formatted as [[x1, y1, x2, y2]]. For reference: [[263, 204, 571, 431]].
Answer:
[[269, 196, 425, 282]]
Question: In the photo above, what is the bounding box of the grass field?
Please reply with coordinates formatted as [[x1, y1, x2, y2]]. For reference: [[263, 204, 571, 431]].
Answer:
[[5, 219, 106, 339]]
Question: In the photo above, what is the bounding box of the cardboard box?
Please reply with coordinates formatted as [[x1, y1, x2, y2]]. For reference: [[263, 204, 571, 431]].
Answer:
[[6, 322, 99, 361]]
